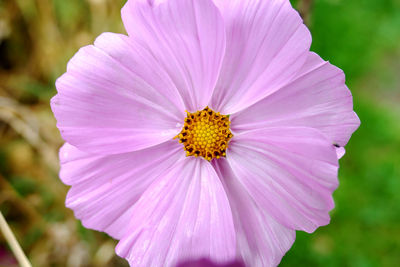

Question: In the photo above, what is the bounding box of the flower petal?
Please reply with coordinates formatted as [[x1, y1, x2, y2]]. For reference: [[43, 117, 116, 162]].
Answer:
[[231, 52, 360, 147], [60, 140, 184, 239], [210, 0, 311, 114], [227, 127, 339, 233], [93, 32, 186, 117], [52, 32, 186, 154], [116, 157, 236, 266], [121, 0, 226, 112], [336, 146, 346, 159], [213, 158, 295, 267]]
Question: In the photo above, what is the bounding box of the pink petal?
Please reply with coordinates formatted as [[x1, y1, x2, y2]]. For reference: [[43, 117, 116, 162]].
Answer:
[[336, 147, 346, 159], [121, 0, 226, 112], [177, 258, 244, 267], [94, 33, 186, 117], [52, 32, 186, 154], [210, 0, 311, 114], [227, 127, 339, 233], [231, 52, 360, 147], [213, 158, 295, 267], [59, 140, 184, 239], [116, 157, 236, 266]]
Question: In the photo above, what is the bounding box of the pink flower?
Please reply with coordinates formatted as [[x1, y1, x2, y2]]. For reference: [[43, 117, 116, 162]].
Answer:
[[51, 0, 360, 266]]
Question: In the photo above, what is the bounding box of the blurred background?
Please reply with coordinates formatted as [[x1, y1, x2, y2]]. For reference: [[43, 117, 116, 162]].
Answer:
[[0, 0, 399, 266]]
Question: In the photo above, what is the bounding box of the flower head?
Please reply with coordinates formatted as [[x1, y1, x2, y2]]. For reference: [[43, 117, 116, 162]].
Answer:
[[175, 107, 233, 161], [51, 0, 360, 266]]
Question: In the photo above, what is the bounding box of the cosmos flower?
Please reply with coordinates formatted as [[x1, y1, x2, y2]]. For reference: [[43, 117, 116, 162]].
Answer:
[[51, 0, 360, 266]]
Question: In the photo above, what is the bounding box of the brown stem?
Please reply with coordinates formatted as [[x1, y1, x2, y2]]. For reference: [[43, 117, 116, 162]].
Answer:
[[0, 211, 32, 267], [298, 0, 314, 26]]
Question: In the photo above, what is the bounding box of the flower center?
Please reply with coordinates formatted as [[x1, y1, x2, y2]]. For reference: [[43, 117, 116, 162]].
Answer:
[[175, 107, 233, 161]]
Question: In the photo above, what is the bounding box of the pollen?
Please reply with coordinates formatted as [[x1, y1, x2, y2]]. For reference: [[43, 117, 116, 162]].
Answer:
[[175, 107, 233, 161]]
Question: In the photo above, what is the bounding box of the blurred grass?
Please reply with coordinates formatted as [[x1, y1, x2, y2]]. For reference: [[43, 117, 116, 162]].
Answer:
[[0, 0, 399, 266]]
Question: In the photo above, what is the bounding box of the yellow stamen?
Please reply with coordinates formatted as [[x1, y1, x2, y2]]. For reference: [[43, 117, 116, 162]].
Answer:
[[174, 107, 233, 161]]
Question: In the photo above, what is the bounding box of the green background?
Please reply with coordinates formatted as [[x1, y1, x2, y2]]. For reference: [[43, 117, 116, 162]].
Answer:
[[0, 0, 399, 266]]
